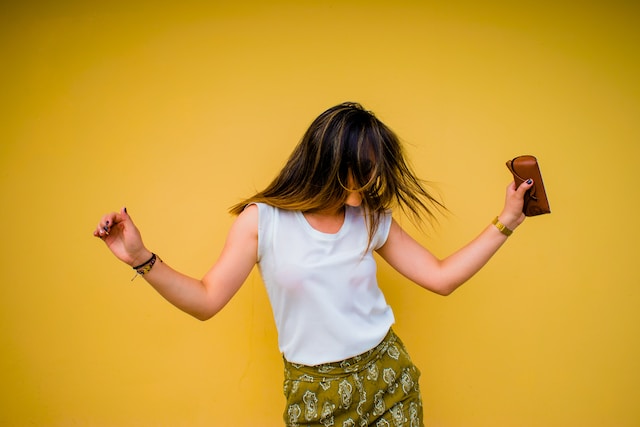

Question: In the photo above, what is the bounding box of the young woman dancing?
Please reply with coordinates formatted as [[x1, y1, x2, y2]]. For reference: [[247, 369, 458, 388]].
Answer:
[[94, 102, 533, 426]]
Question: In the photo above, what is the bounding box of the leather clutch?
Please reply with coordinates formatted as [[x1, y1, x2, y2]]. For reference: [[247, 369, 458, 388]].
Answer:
[[506, 155, 551, 216]]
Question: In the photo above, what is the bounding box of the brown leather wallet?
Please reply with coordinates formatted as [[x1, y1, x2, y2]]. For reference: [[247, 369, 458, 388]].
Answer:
[[506, 155, 551, 216]]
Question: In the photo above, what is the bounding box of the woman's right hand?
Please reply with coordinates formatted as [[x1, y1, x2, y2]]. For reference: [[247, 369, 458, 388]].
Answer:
[[93, 207, 152, 267]]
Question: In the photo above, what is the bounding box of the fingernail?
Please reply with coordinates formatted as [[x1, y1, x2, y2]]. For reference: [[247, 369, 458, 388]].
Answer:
[[526, 179, 533, 184], [124, 207, 128, 214]]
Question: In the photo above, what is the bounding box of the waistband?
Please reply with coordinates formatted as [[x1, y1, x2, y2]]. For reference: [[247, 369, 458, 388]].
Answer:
[[283, 328, 398, 380]]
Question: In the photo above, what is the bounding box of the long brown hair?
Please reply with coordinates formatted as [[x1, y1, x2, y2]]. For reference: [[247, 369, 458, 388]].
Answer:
[[229, 102, 444, 242]]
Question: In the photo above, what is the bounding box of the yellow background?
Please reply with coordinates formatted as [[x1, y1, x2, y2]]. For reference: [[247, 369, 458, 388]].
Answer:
[[1, 1, 639, 426]]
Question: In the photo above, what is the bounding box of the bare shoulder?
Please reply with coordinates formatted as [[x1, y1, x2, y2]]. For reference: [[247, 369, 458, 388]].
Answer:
[[378, 218, 407, 247], [231, 204, 259, 236], [239, 203, 259, 217], [376, 218, 422, 259]]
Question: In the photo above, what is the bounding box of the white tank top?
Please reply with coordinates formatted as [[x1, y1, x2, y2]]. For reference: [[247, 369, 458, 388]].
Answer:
[[254, 203, 395, 365]]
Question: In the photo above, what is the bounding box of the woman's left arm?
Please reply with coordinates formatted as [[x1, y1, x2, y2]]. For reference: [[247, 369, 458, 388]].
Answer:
[[376, 180, 533, 295]]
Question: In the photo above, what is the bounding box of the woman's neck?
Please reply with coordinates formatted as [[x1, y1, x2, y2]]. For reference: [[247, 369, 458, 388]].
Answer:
[[302, 206, 346, 234]]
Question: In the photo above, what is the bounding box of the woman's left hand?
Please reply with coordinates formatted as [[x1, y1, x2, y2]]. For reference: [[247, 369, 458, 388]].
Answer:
[[498, 179, 534, 231]]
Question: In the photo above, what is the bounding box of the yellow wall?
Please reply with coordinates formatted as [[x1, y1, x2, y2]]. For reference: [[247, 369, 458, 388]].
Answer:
[[1, 1, 639, 426]]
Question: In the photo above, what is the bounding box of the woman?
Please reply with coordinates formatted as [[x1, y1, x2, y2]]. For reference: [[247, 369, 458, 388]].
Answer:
[[94, 102, 533, 426]]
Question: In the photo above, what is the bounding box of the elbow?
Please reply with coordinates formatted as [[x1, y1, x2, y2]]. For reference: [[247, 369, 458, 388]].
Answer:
[[425, 277, 465, 296], [435, 287, 455, 297], [189, 294, 226, 321], [432, 284, 456, 296], [191, 306, 220, 322], [194, 312, 214, 322], [418, 282, 454, 296]]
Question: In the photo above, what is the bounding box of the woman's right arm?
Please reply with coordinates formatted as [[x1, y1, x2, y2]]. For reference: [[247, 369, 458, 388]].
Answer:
[[93, 205, 259, 320]]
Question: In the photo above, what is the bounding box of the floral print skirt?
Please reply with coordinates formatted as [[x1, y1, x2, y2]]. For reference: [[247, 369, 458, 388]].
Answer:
[[282, 329, 423, 427]]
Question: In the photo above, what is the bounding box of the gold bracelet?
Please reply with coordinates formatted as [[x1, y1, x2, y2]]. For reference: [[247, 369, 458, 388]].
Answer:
[[492, 216, 513, 236]]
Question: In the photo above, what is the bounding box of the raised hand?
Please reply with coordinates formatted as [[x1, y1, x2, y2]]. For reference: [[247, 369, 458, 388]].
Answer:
[[93, 207, 151, 267], [498, 179, 534, 231]]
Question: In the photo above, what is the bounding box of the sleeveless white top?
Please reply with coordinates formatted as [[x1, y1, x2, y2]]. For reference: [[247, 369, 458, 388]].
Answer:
[[254, 203, 395, 365]]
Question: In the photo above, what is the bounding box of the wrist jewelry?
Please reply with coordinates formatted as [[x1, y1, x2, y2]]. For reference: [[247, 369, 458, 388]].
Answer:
[[492, 216, 513, 236], [131, 253, 162, 281]]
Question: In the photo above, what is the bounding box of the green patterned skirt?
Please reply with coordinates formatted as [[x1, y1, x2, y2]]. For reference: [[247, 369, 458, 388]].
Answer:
[[282, 329, 423, 427]]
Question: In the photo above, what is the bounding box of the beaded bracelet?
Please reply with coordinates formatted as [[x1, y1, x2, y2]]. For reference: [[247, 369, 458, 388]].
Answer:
[[131, 253, 162, 281]]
